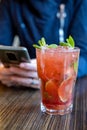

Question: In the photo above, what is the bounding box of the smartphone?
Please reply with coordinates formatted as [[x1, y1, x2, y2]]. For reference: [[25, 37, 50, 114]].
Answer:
[[0, 46, 31, 67]]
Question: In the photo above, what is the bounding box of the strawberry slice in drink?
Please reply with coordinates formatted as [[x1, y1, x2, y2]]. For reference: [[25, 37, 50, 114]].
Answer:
[[58, 77, 74, 103]]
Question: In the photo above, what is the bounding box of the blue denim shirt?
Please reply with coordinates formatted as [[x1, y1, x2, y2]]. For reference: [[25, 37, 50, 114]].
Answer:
[[0, 0, 87, 78]]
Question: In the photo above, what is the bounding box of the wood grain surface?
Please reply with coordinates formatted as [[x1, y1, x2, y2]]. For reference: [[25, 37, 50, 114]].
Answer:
[[0, 76, 87, 130]]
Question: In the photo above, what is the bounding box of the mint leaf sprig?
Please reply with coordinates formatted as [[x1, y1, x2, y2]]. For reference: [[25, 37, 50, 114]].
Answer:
[[33, 37, 58, 49], [33, 37, 46, 49], [33, 35, 75, 49], [59, 35, 75, 48]]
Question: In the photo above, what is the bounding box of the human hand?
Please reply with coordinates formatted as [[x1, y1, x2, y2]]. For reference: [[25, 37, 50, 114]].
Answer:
[[0, 59, 40, 89]]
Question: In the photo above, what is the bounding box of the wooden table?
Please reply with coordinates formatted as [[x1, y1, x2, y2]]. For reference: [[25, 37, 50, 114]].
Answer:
[[0, 76, 87, 130]]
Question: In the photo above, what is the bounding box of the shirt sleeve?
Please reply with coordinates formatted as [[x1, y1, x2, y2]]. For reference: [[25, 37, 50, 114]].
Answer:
[[0, 0, 14, 46], [69, 0, 87, 78]]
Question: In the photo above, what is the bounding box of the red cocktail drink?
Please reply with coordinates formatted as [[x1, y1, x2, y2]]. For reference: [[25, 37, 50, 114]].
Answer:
[[36, 46, 80, 115]]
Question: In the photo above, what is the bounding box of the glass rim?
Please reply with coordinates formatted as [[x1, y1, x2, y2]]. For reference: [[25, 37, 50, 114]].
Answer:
[[36, 47, 80, 53]]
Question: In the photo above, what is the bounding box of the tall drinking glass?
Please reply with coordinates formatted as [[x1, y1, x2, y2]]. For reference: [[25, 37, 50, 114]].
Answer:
[[36, 47, 80, 115]]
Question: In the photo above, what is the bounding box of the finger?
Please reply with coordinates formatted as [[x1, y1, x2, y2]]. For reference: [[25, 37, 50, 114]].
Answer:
[[9, 67, 38, 78], [29, 80, 40, 89], [0, 67, 13, 75], [11, 76, 40, 88], [0, 75, 11, 80], [0, 74, 15, 87], [1, 80, 14, 87], [19, 59, 37, 71], [31, 59, 36, 63], [20, 63, 37, 71], [11, 76, 39, 84], [29, 84, 40, 89]]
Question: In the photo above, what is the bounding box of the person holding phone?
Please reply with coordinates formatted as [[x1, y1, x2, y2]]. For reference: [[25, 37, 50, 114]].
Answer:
[[0, 0, 87, 89]]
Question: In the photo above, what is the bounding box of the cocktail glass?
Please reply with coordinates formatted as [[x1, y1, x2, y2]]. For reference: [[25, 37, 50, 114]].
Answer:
[[36, 46, 80, 115]]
